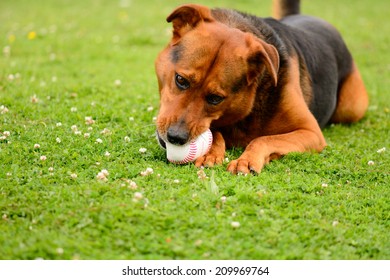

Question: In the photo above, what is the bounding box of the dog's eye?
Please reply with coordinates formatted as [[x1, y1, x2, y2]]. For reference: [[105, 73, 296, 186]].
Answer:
[[175, 74, 190, 90], [206, 94, 225, 105]]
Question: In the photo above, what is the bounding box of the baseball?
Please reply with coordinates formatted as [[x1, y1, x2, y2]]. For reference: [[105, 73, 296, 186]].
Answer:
[[159, 129, 213, 164]]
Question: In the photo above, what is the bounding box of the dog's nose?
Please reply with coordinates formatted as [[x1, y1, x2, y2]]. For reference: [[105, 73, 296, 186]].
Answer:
[[167, 126, 189, 145]]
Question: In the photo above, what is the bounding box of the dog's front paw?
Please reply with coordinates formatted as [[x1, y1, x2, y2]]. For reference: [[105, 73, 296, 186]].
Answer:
[[227, 155, 265, 175], [194, 152, 224, 168]]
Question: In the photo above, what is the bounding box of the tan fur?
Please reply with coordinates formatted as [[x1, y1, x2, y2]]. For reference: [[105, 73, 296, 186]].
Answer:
[[331, 62, 369, 123], [195, 131, 225, 167], [226, 56, 326, 174]]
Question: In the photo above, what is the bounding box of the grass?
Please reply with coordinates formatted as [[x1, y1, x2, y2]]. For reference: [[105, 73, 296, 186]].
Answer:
[[0, 0, 389, 260]]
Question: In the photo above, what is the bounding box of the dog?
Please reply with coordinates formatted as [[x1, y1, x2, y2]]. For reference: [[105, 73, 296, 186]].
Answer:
[[155, 0, 369, 174]]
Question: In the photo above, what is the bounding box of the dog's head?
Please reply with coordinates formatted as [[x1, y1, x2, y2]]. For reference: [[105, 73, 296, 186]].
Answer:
[[155, 4, 279, 145]]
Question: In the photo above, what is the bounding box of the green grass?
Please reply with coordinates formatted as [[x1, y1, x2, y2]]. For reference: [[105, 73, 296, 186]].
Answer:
[[0, 0, 389, 260]]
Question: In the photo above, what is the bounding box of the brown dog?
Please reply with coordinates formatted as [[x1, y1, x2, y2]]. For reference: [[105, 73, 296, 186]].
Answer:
[[155, 0, 368, 174]]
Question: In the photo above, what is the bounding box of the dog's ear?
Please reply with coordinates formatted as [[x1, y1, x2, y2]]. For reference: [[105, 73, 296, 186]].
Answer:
[[167, 4, 214, 43], [246, 35, 280, 87]]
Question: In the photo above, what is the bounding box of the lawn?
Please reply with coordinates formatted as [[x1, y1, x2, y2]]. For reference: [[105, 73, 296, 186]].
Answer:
[[0, 0, 389, 260]]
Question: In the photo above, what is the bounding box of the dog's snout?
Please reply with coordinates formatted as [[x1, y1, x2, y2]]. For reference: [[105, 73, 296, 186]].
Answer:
[[167, 125, 189, 145]]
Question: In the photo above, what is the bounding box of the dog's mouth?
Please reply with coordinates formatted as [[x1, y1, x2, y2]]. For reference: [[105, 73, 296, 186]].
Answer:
[[156, 120, 210, 147], [156, 130, 167, 149]]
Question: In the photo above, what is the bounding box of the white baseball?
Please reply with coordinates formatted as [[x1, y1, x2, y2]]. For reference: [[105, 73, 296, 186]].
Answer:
[[165, 129, 213, 164]]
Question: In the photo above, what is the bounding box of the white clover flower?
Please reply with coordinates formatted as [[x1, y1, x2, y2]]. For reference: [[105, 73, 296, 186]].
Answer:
[[197, 169, 207, 180], [104, 151, 111, 157], [231, 221, 240, 228], [31, 95, 39, 103], [95, 138, 103, 144], [71, 125, 78, 131], [124, 136, 131, 142], [56, 122, 62, 127], [96, 173, 107, 181], [377, 147, 386, 154], [367, 160, 375, 166], [70, 107, 77, 112], [173, 179, 180, 184], [3, 46, 11, 57], [221, 196, 227, 203], [140, 167, 153, 176], [133, 192, 143, 200], [48, 167, 54, 172], [129, 181, 138, 189], [74, 131, 81, 135], [147, 106, 154, 112], [70, 173, 77, 179], [3, 131, 10, 137], [139, 147, 147, 153], [129, 117, 134, 121], [100, 128, 111, 135], [40, 155, 47, 161], [114, 79, 122, 87], [85, 116, 95, 125], [96, 169, 109, 181], [34, 143, 41, 149], [56, 137, 61, 143], [145, 167, 153, 174], [0, 105, 9, 114], [84, 133, 90, 138]]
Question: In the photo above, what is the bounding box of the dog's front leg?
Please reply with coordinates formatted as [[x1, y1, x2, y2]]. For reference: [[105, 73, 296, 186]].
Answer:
[[195, 131, 226, 167], [227, 129, 326, 174]]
